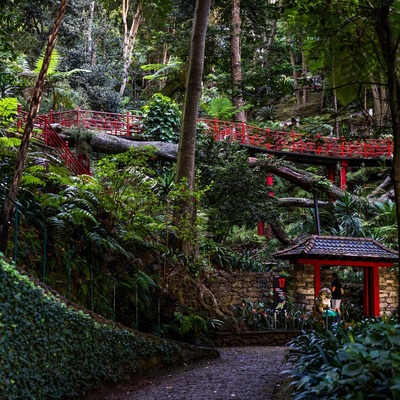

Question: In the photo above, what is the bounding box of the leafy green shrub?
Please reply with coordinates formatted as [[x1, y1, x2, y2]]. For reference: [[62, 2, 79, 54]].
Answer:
[[0, 256, 183, 399], [166, 311, 223, 346], [141, 93, 181, 143], [0, 97, 18, 136], [284, 318, 400, 399], [236, 298, 316, 331], [202, 241, 271, 273], [237, 299, 272, 329]]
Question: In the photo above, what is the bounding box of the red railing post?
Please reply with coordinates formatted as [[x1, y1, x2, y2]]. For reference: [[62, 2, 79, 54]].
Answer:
[[241, 121, 246, 138], [17, 103, 22, 133], [43, 115, 49, 145], [341, 136, 345, 157], [388, 138, 393, 157], [214, 118, 218, 138], [126, 112, 130, 136], [65, 141, 69, 166], [76, 107, 80, 125], [291, 130, 295, 152], [49, 109, 54, 124], [316, 133, 321, 155]]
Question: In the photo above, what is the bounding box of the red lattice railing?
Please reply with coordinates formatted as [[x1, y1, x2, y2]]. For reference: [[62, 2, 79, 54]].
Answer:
[[39, 108, 394, 159], [18, 106, 394, 177], [198, 119, 394, 159], [18, 110, 90, 176], [46, 108, 143, 136]]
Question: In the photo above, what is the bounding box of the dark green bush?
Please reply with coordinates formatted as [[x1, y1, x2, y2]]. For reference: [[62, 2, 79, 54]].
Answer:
[[0, 257, 182, 399], [284, 318, 400, 399], [236, 298, 316, 331], [141, 93, 181, 143]]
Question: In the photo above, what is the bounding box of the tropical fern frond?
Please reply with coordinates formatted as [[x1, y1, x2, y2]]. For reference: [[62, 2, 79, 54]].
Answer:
[[0, 137, 20, 147], [59, 208, 97, 226], [20, 173, 46, 187], [141, 60, 183, 81], [34, 48, 60, 74], [172, 312, 207, 335], [134, 270, 158, 292], [40, 193, 63, 209], [46, 216, 69, 247]]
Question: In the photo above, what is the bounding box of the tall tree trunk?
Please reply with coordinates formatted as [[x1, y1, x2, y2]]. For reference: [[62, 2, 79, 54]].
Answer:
[[301, 40, 307, 105], [287, 34, 300, 106], [263, 19, 277, 68], [231, 0, 246, 122], [87, 0, 96, 67], [381, 84, 388, 126], [0, 0, 68, 253], [174, 0, 211, 256], [120, 0, 142, 97], [373, 2, 400, 320], [371, 84, 382, 126]]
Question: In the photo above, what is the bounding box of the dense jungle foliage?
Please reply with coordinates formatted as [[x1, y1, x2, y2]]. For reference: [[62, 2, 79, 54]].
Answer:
[[1, 0, 399, 321], [0, 256, 220, 399], [2, 1, 400, 397]]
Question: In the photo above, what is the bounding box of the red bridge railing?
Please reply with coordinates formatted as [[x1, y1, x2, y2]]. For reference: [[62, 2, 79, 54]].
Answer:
[[18, 109, 90, 176], [46, 108, 143, 136], [18, 107, 394, 176], [39, 108, 395, 159], [200, 118, 394, 159]]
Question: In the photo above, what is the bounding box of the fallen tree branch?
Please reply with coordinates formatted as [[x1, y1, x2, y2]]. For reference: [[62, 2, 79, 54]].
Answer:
[[275, 197, 330, 208], [59, 130, 178, 161], [58, 129, 369, 204]]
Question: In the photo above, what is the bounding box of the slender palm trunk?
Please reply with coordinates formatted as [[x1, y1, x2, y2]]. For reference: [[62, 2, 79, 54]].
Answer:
[[287, 34, 300, 106], [174, 0, 211, 255], [231, 0, 246, 122], [87, 0, 96, 67], [0, 0, 69, 253], [120, 0, 142, 97], [301, 40, 307, 105]]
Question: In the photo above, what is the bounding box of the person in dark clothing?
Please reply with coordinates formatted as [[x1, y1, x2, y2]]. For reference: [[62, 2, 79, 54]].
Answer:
[[331, 272, 343, 317]]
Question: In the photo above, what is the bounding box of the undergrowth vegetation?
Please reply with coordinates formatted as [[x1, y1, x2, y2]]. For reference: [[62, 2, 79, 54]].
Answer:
[[0, 256, 185, 399], [237, 298, 316, 331], [284, 318, 400, 399]]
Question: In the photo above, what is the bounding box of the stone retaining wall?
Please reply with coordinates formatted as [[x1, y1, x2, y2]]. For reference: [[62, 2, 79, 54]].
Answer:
[[208, 267, 398, 316], [208, 271, 275, 307], [379, 268, 399, 315]]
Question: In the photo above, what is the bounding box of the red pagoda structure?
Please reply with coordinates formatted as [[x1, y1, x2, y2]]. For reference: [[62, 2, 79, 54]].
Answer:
[[274, 235, 398, 317]]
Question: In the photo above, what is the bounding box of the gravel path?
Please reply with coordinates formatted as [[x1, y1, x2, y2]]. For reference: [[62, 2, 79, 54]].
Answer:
[[88, 346, 290, 400]]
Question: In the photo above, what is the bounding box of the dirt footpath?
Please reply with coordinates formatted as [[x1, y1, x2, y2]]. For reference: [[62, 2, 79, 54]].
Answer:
[[89, 346, 290, 400]]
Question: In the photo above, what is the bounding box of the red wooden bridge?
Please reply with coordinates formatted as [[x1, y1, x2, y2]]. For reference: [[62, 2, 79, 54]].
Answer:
[[18, 106, 394, 180]]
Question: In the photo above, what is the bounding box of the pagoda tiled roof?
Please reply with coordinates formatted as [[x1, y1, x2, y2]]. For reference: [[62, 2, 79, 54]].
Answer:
[[274, 235, 398, 262]]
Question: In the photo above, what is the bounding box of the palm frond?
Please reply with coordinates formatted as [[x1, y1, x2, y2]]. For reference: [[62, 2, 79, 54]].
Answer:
[[34, 48, 60, 74], [134, 270, 158, 292]]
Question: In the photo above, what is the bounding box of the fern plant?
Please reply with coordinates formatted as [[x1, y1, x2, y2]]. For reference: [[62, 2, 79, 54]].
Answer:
[[170, 311, 208, 342], [0, 97, 18, 136], [201, 97, 250, 120], [29, 48, 90, 111]]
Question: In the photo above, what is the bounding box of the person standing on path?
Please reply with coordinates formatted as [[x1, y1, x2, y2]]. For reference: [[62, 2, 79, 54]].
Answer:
[[331, 272, 343, 319]]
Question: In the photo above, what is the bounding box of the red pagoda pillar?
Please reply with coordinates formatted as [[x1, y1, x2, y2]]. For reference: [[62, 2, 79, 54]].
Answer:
[[340, 161, 348, 190], [364, 266, 381, 317], [314, 263, 321, 298]]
